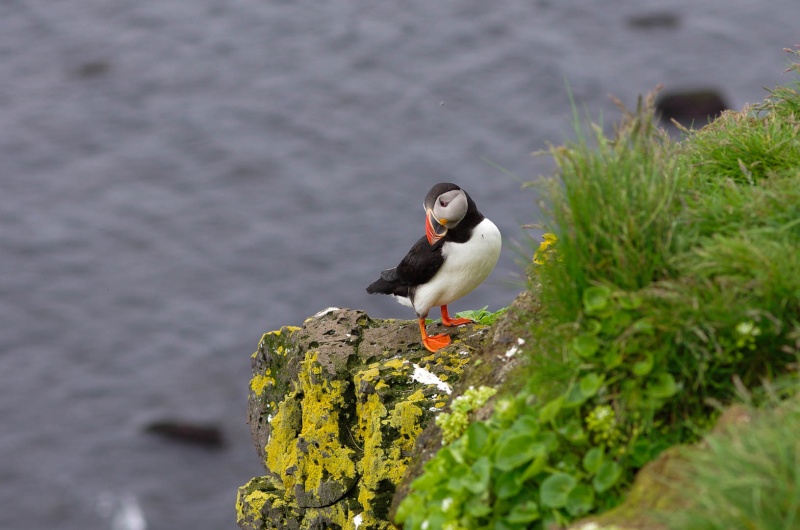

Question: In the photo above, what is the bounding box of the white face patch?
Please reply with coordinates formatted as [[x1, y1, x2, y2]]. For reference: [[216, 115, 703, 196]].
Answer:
[[432, 190, 467, 228]]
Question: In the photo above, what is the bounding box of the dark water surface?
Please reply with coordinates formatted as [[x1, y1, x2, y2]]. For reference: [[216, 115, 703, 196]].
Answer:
[[2, 1, 798, 528]]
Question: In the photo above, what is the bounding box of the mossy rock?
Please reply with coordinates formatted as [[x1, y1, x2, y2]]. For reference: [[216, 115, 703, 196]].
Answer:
[[564, 405, 761, 530], [238, 308, 493, 530]]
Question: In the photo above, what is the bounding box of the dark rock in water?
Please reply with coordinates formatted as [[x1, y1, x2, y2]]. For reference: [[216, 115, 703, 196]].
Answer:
[[73, 60, 111, 78], [656, 89, 729, 127], [145, 421, 225, 449], [627, 12, 681, 30]]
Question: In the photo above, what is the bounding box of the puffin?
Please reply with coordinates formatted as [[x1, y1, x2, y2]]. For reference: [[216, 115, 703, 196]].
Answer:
[[366, 182, 502, 352]]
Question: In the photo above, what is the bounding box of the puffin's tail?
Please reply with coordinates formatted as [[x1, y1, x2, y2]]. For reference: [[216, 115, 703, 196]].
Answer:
[[366, 268, 410, 298]]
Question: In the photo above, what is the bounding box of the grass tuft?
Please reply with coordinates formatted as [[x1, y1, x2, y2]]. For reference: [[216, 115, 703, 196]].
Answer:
[[537, 91, 684, 320]]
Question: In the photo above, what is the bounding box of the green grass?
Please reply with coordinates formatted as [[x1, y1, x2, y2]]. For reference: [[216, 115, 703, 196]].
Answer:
[[396, 51, 800, 530], [538, 93, 684, 320]]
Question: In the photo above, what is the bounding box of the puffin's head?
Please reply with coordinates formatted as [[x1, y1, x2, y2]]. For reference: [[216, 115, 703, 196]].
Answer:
[[423, 183, 468, 245]]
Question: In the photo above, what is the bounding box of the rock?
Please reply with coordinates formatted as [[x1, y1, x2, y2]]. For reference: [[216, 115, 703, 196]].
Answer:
[[655, 89, 729, 128], [73, 60, 111, 78], [144, 420, 226, 449], [237, 308, 496, 530], [626, 12, 680, 30], [563, 405, 769, 530]]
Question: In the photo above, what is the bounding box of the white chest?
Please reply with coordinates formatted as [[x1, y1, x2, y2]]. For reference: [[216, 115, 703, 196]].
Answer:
[[412, 218, 501, 315]]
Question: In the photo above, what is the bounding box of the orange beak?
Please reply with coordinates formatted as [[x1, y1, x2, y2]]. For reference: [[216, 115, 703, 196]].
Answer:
[[425, 209, 448, 245]]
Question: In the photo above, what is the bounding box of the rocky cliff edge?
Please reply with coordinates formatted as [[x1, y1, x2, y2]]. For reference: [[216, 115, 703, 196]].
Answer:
[[236, 298, 533, 530]]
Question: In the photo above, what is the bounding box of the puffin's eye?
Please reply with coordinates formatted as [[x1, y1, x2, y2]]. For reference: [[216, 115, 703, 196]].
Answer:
[[440, 199, 449, 207]]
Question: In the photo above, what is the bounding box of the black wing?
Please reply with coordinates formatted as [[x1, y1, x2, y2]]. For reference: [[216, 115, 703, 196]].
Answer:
[[366, 236, 444, 295]]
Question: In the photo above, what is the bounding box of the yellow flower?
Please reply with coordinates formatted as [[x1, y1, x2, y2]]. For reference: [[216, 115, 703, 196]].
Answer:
[[533, 233, 558, 265]]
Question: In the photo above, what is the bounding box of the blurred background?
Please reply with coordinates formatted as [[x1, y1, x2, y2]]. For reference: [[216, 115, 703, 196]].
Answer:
[[2, 1, 798, 529]]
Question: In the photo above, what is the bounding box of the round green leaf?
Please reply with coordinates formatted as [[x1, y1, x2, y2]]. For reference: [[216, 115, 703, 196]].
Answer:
[[582, 447, 604, 473], [618, 293, 643, 310], [602, 348, 623, 369], [465, 497, 492, 518], [647, 372, 679, 399], [466, 421, 491, 458], [537, 431, 560, 453], [540, 472, 577, 508], [558, 419, 586, 443], [566, 484, 595, 516], [572, 335, 600, 359], [509, 414, 541, 436], [506, 500, 541, 524], [494, 434, 542, 471], [584, 318, 602, 335], [579, 373, 603, 398], [592, 461, 622, 493], [609, 310, 633, 331], [632, 352, 654, 377], [446, 463, 474, 493], [538, 397, 563, 424], [564, 383, 588, 408], [583, 285, 612, 315], [519, 453, 547, 482], [394, 495, 413, 523], [467, 456, 491, 493], [495, 469, 524, 499]]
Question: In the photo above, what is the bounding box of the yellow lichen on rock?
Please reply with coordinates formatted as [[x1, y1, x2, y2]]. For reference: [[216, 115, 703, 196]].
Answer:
[[236, 476, 295, 529], [257, 326, 301, 358], [359, 366, 381, 382], [302, 504, 359, 530], [356, 391, 388, 475], [416, 344, 472, 381], [383, 358, 406, 370], [239, 488, 270, 521], [262, 326, 302, 338], [265, 350, 357, 507], [386, 390, 425, 454], [264, 395, 301, 491], [352, 362, 429, 525], [249, 373, 275, 395]]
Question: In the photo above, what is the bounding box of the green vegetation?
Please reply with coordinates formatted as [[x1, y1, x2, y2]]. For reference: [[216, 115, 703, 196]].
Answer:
[[455, 307, 509, 326], [396, 51, 800, 530], [664, 396, 800, 530], [436, 385, 498, 444]]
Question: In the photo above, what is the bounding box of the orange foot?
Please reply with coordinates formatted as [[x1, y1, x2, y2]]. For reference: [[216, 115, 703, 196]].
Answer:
[[441, 305, 474, 327], [418, 318, 452, 352], [422, 333, 451, 352]]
